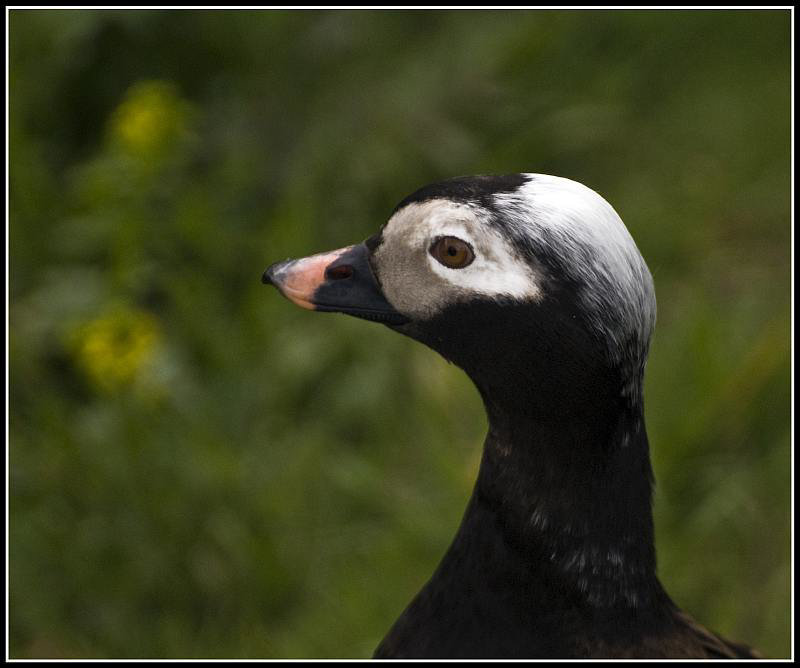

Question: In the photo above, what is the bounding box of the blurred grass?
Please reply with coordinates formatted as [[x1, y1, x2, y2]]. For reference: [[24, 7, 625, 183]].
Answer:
[[8, 9, 791, 658]]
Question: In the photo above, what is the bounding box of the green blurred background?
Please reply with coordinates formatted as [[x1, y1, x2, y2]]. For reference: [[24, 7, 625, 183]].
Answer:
[[9, 9, 791, 659]]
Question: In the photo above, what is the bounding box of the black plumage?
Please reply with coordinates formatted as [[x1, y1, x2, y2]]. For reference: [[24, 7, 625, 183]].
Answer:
[[263, 174, 761, 659]]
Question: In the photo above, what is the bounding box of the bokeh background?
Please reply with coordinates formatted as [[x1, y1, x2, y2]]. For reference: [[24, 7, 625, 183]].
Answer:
[[9, 9, 791, 659]]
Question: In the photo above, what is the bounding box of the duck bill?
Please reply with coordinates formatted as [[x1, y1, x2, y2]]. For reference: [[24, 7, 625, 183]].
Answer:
[[262, 242, 409, 325]]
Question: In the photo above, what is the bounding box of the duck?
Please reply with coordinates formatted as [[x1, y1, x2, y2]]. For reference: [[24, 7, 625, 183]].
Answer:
[[261, 173, 761, 659]]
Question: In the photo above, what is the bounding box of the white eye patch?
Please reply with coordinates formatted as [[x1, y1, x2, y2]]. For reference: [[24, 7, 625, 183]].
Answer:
[[373, 200, 541, 320], [425, 222, 536, 297]]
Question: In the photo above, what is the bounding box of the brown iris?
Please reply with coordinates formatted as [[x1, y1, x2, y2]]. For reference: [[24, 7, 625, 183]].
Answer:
[[430, 236, 475, 269]]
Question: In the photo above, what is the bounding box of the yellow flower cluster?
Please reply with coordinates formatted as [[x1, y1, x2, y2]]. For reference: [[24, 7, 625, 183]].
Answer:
[[110, 80, 190, 158], [72, 307, 161, 393]]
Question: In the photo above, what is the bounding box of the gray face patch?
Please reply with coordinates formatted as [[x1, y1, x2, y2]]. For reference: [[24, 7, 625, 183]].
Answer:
[[372, 199, 541, 320]]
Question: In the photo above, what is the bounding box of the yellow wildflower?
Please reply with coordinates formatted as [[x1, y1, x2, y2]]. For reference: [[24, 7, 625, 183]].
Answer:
[[109, 80, 191, 158], [72, 306, 161, 393]]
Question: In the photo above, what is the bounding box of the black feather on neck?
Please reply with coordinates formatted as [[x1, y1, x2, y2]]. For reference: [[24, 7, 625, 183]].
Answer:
[[377, 294, 676, 657]]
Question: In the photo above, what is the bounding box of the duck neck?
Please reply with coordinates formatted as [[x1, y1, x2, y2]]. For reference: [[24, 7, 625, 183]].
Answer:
[[402, 296, 666, 612], [460, 386, 665, 610]]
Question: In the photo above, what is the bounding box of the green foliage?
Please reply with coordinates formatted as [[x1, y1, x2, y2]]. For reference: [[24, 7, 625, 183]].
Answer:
[[9, 9, 791, 658]]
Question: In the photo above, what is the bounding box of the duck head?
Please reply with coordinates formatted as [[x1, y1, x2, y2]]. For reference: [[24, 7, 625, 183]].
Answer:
[[263, 174, 656, 425]]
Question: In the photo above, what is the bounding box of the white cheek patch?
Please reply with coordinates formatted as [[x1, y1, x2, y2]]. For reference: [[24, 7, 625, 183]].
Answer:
[[374, 200, 540, 319], [425, 222, 538, 300]]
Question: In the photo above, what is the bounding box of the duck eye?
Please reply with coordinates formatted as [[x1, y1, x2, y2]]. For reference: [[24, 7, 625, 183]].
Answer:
[[430, 236, 475, 269]]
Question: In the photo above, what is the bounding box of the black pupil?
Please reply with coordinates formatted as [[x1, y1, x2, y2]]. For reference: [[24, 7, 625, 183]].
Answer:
[[447, 245, 458, 256]]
